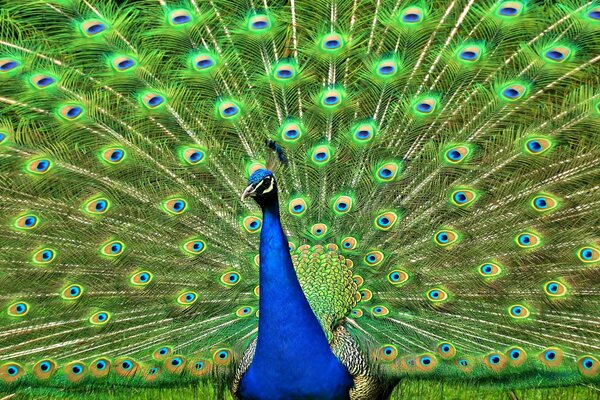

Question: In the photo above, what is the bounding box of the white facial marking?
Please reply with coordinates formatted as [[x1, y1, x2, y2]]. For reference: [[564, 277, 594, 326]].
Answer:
[[262, 179, 274, 194]]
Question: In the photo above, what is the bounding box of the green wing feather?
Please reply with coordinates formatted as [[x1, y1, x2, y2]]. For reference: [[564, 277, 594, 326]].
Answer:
[[0, 0, 599, 394]]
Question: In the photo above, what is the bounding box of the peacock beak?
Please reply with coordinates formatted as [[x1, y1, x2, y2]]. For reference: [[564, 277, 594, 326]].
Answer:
[[241, 184, 257, 201]]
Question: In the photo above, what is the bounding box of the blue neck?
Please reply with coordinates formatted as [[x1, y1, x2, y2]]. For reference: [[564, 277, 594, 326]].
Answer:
[[255, 199, 333, 363], [239, 196, 352, 399]]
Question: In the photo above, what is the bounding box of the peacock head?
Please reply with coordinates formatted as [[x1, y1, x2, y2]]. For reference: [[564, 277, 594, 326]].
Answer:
[[241, 169, 278, 206]]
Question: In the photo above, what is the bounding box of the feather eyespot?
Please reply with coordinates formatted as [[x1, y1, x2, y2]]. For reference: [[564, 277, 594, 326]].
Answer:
[[169, 10, 192, 26], [457, 44, 483, 62], [437, 342, 456, 359], [351, 122, 376, 143], [523, 136, 553, 155], [115, 358, 138, 377], [31, 74, 57, 89], [27, 158, 52, 174], [32, 248, 56, 265], [141, 93, 166, 109], [181, 147, 206, 165], [416, 354, 437, 372], [350, 309, 363, 318], [387, 270, 409, 285], [280, 120, 304, 142], [450, 188, 478, 207], [375, 58, 399, 78], [248, 15, 271, 32], [319, 88, 344, 109], [320, 33, 344, 52], [310, 223, 328, 238], [544, 281, 567, 297], [496, 1, 524, 17], [515, 232, 541, 248], [578, 246, 599, 263], [189, 359, 211, 376], [443, 145, 471, 164], [100, 240, 124, 257], [243, 216, 262, 233], [58, 104, 85, 121], [427, 288, 448, 302], [333, 195, 353, 214], [154, 346, 172, 360], [236, 306, 255, 318], [359, 289, 373, 302], [543, 46, 572, 63], [509, 304, 530, 319], [111, 56, 137, 72], [130, 271, 153, 286], [162, 198, 188, 215], [90, 311, 111, 325], [506, 347, 527, 366], [434, 229, 459, 247], [341, 237, 357, 250], [352, 275, 364, 287], [83, 197, 110, 215], [90, 358, 111, 378], [399, 7, 424, 24], [500, 83, 527, 101], [177, 291, 198, 305], [374, 212, 397, 230], [0, 58, 20, 73], [539, 348, 563, 368], [165, 356, 186, 374], [531, 194, 559, 212], [65, 361, 86, 382], [62, 284, 83, 300], [0, 363, 24, 383], [101, 147, 126, 164], [289, 197, 308, 216], [413, 97, 437, 115], [213, 349, 232, 365], [484, 353, 507, 372], [375, 162, 400, 182], [587, 8, 600, 20], [0, 131, 8, 144], [217, 100, 241, 119], [578, 356, 599, 377], [33, 359, 57, 379], [272, 60, 298, 82], [192, 53, 217, 72], [81, 19, 108, 36], [364, 251, 384, 267], [378, 345, 398, 361], [220, 272, 241, 286], [371, 305, 389, 317], [7, 302, 29, 317], [182, 238, 206, 255], [311, 145, 333, 165], [478, 262, 502, 277], [14, 214, 39, 230]]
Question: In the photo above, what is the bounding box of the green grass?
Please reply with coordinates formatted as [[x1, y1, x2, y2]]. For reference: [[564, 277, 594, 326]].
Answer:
[[2, 381, 599, 400]]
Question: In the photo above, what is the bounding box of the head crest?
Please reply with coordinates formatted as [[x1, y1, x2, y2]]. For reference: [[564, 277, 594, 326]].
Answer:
[[266, 140, 288, 170]]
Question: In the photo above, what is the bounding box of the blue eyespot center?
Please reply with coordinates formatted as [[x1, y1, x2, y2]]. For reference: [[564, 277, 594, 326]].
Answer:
[[519, 235, 530, 245], [16, 304, 26, 313], [111, 243, 122, 253], [527, 140, 542, 152], [545, 50, 564, 61], [421, 357, 431, 365], [186, 294, 195, 301], [356, 130, 370, 139], [344, 242, 351, 248], [499, 7, 518, 16], [337, 202, 348, 210], [380, 168, 392, 178], [224, 106, 237, 116], [460, 51, 477, 60], [589, 11, 600, 19], [171, 358, 182, 366], [195, 362, 204, 370], [117, 59, 135, 70], [277, 69, 293, 78], [67, 107, 82, 118], [442, 345, 450, 352], [95, 200, 107, 211], [249, 221, 259, 229], [42, 250, 53, 260], [37, 160, 50, 171], [98, 313, 107, 321], [548, 283, 558, 293], [37, 77, 55, 87], [173, 15, 191, 24], [70, 287, 80, 295], [72, 365, 82, 374], [379, 217, 390, 226], [324, 96, 339, 105], [96, 361, 106, 370], [218, 351, 227, 359], [315, 152, 327, 161], [251, 20, 268, 29], [417, 103, 432, 112], [512, 307, 522, 315], [459, 360, 468, 366], [25, 217, 36, 226], [197, 59, 213, 68], [448, 150, 462, 160], [511, 350, 520, 359], [583, 358, 594, 369], [192, 242, 203, 251], [490, 355, 500, 364], [403, 13, 421, 22], [110, 150, 124, 161], [173, 201, 185, 211], [431, 291, 440, 298], [148, 96, 163, 107], [1, 61, 19, 71], [87, 23, 106, 34], [545, 351, 556, 361], [325, 40, 340, 49], [581, 249, 593, 260], [454, 192, 467, 203], [40, 362, 51, 371], [503, 88, 520, 99], [437, 233, 449, 243], [384, 348, 392, 355], [285, 129, 299, 139], [122, 361, 132, 370], [315, 228, 323, 234], [379, 65, 395, 74]]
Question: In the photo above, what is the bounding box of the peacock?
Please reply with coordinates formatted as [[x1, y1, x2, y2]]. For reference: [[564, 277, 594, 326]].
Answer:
[[0, 0, 599, 399]]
